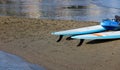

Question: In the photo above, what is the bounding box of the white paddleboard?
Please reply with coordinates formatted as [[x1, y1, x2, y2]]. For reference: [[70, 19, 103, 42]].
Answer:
[[71, 31, 120, 40], [51, 25, 106, 36]]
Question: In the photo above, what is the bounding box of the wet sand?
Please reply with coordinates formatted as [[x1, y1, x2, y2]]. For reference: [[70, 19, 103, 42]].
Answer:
[[0, 16, 120, 70]]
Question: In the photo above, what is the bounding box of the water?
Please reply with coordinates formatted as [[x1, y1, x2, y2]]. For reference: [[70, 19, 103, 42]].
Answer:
[[0, 51, 45, 70], [0, 0, 120, 21]]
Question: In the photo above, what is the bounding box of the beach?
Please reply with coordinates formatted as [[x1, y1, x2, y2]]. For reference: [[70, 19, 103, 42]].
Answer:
[[0, 16, 120, 70]]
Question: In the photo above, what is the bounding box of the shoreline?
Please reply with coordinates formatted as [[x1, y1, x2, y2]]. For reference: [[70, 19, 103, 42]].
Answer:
[[0, 16, 119, 70]]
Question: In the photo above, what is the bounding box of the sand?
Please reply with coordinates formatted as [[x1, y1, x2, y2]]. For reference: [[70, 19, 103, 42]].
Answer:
[[0, 16, 120, 70]]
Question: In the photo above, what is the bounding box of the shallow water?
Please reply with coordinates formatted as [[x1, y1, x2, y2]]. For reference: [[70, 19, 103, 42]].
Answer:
[[0, 0, 120, 21], [0, 51, 45, 70]]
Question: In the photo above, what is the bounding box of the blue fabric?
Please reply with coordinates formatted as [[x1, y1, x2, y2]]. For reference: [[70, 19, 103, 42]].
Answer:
[[100, 19, 120, 30]]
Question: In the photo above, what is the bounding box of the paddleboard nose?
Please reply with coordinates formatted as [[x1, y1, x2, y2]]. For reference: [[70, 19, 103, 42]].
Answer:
[[51, 32, 55, 35]]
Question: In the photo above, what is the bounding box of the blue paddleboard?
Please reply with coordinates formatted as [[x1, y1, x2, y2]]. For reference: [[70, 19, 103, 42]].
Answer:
[[71, 31, 120, 40], [51, 25, 106, 36]]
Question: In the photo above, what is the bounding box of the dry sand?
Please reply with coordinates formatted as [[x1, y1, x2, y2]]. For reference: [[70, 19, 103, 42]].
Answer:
[[0, 16, 120, 70]]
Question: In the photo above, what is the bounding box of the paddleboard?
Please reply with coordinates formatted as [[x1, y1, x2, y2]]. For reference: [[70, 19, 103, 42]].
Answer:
[[51, 25, 106, 36], [71, 31, 120, 40]]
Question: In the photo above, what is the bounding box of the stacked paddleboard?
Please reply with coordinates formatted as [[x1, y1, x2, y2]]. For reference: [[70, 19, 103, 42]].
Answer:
[[51, 25, 106, 36], [51, 19, 120, 46]]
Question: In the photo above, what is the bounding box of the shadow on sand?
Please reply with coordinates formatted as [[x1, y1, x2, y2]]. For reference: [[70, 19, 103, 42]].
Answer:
[[86, 39, 120, 44]]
